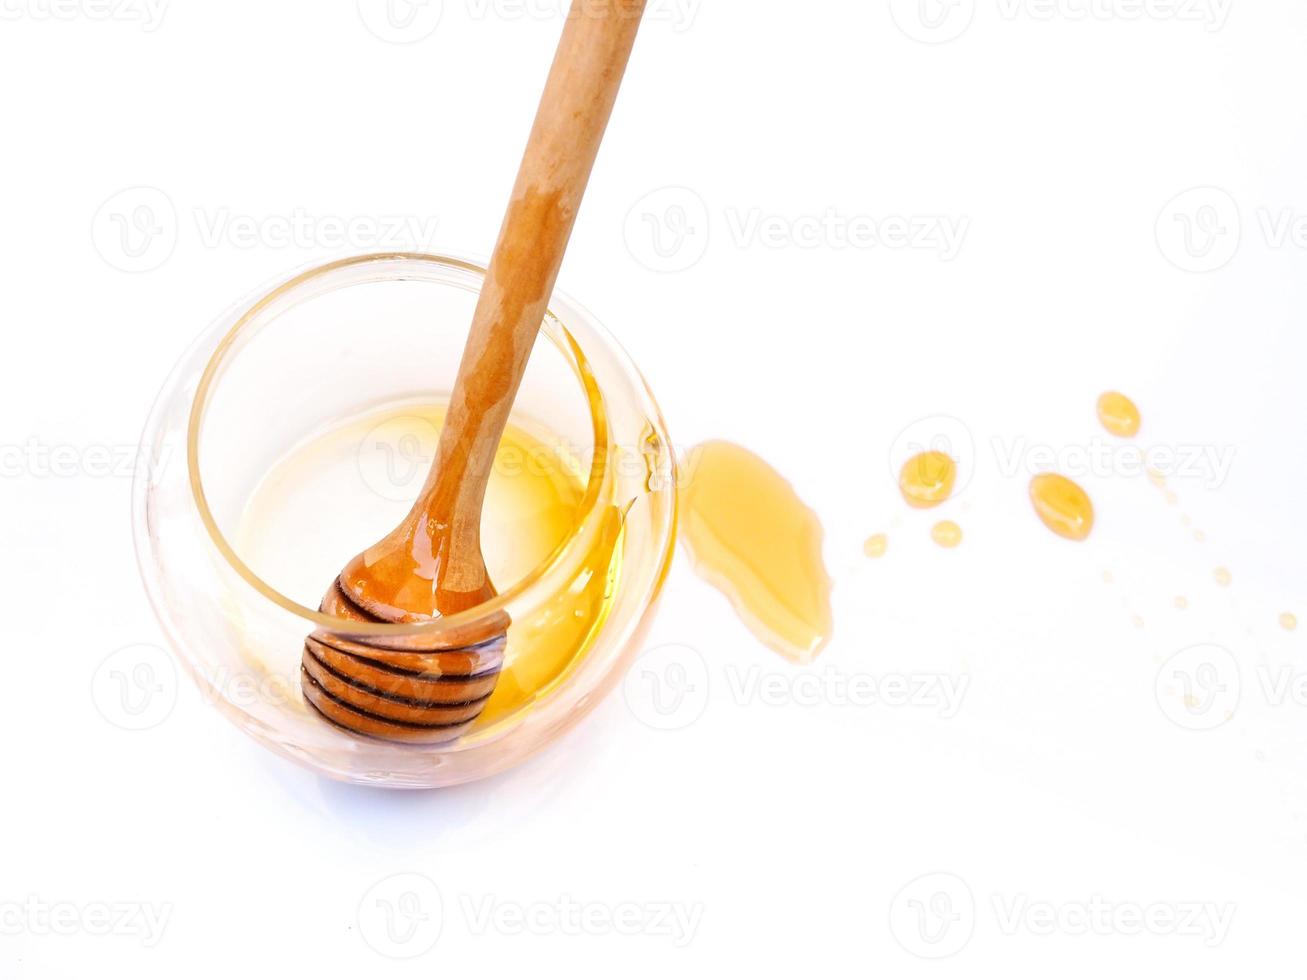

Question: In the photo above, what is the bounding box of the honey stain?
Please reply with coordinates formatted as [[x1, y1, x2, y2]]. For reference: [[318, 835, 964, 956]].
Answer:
[[1097, 391, 1141, 438], [863, 534, 889, 559], [899, 451, 957, 509], [1029, 473, 1095, 542], [931, 520, 963, 549], [679, 441, 833, 664], [1214, 567, 1232, 588], [1283, 613, 1299, 632]]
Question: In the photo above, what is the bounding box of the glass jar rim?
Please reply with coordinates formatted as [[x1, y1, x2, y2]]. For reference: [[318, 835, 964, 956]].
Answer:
[[186, 252, 612, 638]]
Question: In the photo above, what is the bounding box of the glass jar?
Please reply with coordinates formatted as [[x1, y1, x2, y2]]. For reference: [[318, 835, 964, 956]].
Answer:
[[133, 253, 677, 788]]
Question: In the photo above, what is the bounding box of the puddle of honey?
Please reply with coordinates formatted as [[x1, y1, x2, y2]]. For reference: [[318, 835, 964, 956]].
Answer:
[[1029, 473, 1095, 542], [1097, 391, 1141, 438], [679, 441, 833, 664], [931, 520, 963, 548], [1283, 613, 1299, 632], [899, 451, 957, 509], [863, 534, 888, 559], [238, 403, 618, 726]]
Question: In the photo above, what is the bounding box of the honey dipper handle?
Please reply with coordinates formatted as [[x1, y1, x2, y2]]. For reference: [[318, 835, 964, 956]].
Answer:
[[417, 0, 647, 606]]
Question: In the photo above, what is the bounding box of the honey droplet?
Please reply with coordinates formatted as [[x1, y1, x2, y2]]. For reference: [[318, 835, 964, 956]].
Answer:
[[1097, 391, 1141, 438], [1214, 567, 1232, 587], [1283, 613, 1299, 632], [899, 451, 957, 509], [1029, 473, 1095, 542], [931, 520, 963, 548], [679, 441, 833, 664], [863, 533, 888, 559], [1174, 596, 1189, 610]]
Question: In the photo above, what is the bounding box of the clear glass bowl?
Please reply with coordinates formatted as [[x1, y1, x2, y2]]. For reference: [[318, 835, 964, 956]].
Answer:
[[133, 253, 677, 788]]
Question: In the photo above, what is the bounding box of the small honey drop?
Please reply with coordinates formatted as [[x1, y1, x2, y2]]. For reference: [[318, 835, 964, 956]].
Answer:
[[1283, 613, 1299, 632], [1174, 596, 1189, 611], [1097, 391, 1142, 438], [1214, 567, 1232, 587], [899, 451, 957, 509], [863, 534, 888, 559], [679, 441, 833, 664], [931, 520, 963, 549], [1029, 473, 1095, 542]]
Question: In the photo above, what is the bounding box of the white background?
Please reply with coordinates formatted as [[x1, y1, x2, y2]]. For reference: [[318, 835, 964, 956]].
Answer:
[[3, 0, 1307, 976]]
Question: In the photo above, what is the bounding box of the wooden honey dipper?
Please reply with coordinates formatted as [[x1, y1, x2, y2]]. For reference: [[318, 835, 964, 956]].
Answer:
[[301, 0, 648, 744]]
